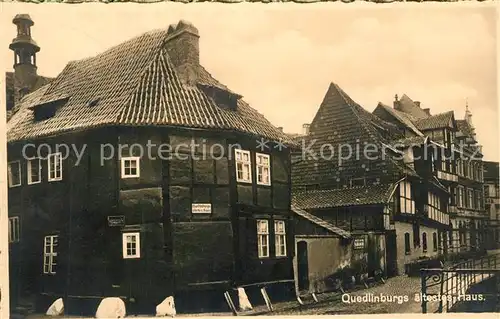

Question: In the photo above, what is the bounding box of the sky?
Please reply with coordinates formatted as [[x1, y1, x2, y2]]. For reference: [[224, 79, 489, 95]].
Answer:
[[0, 2, 498, 161]]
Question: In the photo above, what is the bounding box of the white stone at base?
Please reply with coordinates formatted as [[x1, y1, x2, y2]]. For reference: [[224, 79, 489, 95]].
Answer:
[[237, 287, 253, 311], [95, 297, 126, 318], [156, 296, 176, 317], [46, 298, 64, 316]]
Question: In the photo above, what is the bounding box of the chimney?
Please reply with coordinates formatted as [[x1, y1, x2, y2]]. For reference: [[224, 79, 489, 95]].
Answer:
[[465, 100, 473, 126], [302, 123, 310, 135], [277, 127, 284, 132], [393, 94, 401, 110], [414, 101, 421, 107], [165, 20, 200, 86], [423, 108, 431, 116]]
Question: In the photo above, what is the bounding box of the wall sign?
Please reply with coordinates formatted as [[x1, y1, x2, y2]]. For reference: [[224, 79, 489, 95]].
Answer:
[[108, 215, 125, 227], [192, 203, 212, 214]]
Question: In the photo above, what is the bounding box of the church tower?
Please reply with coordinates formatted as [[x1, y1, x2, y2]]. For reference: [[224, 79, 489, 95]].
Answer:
[[9, 14, 40, 106]]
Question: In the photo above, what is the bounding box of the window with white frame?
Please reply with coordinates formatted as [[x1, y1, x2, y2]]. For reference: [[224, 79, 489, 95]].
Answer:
[[28, 158, 41, 184], [122, 232, 140, 259], [274, 220, 286, 257], [48, 153, 62, 182], [121, 157, 140, 178], [257, 219, 269, 258], [467, 189, 474, 209], [8, 217, 20, 243], [354, 237, 365, 250], [399, 181, 415, 214], [457, 186, 465, 207], [427, 192, 441, 221], [43, 235, 58, 274], [8, 161, 21, 187], [235, 149, 252, 183], [256, 153, 271, 186]]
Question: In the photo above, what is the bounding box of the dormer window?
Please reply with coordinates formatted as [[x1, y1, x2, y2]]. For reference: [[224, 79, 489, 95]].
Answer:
[[198, 85, 240, 111], [31, 98, 68, 122]]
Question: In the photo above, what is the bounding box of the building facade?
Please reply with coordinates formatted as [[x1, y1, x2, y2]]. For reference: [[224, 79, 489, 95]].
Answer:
[[291, 83, 451, 278], [484, 161, 500, 248], [7, 17, 295, 315]]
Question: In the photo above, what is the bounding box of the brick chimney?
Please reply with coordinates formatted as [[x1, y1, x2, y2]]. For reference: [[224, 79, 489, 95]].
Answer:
[[393, 94, 401, 111], [165, 20, 200, 86], [302, 123, 310, 135]]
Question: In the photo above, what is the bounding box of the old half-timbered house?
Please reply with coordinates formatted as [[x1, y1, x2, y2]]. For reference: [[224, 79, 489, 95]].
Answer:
[[291, 83, 451, 287], [6, 17, 296, 315], [374, 95, 488, 258]]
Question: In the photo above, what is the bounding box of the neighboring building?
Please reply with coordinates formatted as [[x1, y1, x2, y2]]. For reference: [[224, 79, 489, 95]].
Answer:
[[291, 83, 451, 278], [5, 14, 53, 120], [484, 161, 500, 248], [7, 18, 296, 314], [374, 96, 488, 255]]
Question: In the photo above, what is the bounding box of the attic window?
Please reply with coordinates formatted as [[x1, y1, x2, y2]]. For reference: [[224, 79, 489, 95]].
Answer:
[[87, 98, 100, 107], [198, 85, 239, 110], [31, 98, 68, 122]]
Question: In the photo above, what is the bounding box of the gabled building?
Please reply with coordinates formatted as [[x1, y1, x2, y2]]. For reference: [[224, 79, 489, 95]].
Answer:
[[291, 83, 450, 279], [7, 18, 296, 315], [374, 95, 488, 255]]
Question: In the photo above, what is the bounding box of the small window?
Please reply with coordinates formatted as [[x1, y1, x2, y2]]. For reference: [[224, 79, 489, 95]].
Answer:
[[43, 235, 58, 274], [404, 232, 411, 255], [257, 220, 269, 258], [48, 153, 62, 182], [422, 232, 428, 253], [28, 158, 41, 184], [8, 161, 21, 187], [121, 157, 140, 178], [433, 232, 438, 251], [235, 149, 251, 183], [122, 232, 140, 259], [274, 220, 286, 257], [8, 217, 20, 243], [256, 153, 271, 186], [354, 238, 365, 250]]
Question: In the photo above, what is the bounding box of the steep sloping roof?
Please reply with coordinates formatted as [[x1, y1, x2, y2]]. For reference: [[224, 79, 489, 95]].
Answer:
[[292, 83, 416, 189], [292, 184, 393, 209], [414, 111, 455, 131], [456, 119, 475, 138], [292, 205, 351, 239], [373, 102, 423, 137], [396, 94, 429, 120], [7, 28, 292, 144], [5, 71, 53, 120]]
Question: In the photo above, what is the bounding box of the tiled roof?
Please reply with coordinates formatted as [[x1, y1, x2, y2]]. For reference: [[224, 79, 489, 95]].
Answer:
[[393, 135, 427, 147], [292, 83, 417, 189], [5, 71, 53, 121], [373, 102, 423, 137], [395, 94, 429, 120], [292, 205, 351, 239], [456, 119, 475, 138], [292, 184, 394, 209], [7, 27, 293, 145], [414, 111, 455, 131]]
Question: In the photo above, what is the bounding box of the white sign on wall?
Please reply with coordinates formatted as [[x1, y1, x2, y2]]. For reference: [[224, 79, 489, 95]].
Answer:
[[192, 203, 212, 214]]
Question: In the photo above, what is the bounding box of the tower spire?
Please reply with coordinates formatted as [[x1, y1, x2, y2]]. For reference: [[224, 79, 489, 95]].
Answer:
[[465, 98, 473, 126], [9, 14, 40, 106]]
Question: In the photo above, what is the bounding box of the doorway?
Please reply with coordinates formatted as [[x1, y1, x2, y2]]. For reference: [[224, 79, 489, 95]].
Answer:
[[297, 241, 309, 292]]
